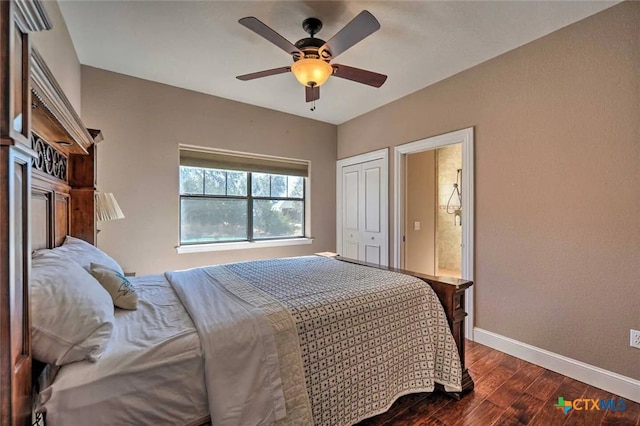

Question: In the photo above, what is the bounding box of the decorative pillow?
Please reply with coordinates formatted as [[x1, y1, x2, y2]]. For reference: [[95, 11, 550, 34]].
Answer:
[[52, 235, 124, 275], [31, 250, 115, 366], [89, 263, 138, 310]]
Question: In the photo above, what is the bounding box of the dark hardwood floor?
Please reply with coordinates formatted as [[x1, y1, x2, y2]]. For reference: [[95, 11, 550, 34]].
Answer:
[[357, 340, 640, 425]]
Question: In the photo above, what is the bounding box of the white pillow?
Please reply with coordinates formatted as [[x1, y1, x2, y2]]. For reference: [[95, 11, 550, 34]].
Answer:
[[53, 235, 123, 275], [89, 263, 138, 310], [31, 250, 115, 365]]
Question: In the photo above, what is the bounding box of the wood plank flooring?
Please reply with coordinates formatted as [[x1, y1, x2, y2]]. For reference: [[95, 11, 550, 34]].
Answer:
[[357, 340, 640, 425]]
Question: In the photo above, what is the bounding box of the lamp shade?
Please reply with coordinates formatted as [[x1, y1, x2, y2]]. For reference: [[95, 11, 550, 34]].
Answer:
[[96, 192, 125, 221], [291, 58, 333, 87]]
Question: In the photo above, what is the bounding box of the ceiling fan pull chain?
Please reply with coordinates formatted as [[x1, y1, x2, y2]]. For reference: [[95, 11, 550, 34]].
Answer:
[[310, 100, 316, 111]]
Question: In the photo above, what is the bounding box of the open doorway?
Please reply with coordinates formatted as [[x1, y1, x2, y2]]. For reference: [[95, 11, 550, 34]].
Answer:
[[404, 144, 463, 278], [394, 128, 474, 340]]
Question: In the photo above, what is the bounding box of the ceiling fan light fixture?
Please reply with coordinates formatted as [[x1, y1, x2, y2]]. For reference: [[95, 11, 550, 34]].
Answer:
[[291, 58, 332, 87]]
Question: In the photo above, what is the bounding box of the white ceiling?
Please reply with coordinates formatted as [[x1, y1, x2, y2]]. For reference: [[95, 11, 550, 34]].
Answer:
[[59, 1, 617, 125]]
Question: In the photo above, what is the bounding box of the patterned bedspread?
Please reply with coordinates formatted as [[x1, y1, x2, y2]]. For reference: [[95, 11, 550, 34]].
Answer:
[[171, 256, 462, 426]]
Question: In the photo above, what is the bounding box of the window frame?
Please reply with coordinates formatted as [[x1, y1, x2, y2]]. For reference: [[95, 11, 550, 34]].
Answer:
[[179, 167, 306, 246]]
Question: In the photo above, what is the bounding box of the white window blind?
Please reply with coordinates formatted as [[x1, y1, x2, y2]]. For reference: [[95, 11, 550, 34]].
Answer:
[[180, 148, 308, 177]]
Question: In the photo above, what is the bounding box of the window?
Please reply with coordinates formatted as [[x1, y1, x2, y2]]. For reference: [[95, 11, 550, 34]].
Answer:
[[179, 149, 307, 245]]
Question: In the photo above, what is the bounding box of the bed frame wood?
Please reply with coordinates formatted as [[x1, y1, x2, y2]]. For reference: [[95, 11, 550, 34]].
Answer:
[[335, 256, 475, 398], [1, 2, 100, 424]]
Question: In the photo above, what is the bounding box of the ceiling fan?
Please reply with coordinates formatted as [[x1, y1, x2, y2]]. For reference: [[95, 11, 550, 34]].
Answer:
[[236, 10, 387, 106]]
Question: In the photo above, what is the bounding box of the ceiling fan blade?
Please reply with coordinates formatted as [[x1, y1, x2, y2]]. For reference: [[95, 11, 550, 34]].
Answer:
[[320, 10, 380, 60], [239, 17, 303, 56], [331, 64, 387, 87], [305, 85, 320, 102], [236, 66, 291, 81]]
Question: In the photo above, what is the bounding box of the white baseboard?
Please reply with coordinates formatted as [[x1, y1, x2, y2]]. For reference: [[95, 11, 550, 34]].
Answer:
[[473, 328, 640, 404]]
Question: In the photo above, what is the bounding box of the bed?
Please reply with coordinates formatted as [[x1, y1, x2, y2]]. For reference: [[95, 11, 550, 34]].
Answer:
[[37, 272, 209, 426], [19, 13, 473, 424], [31, 236, 474, 426]]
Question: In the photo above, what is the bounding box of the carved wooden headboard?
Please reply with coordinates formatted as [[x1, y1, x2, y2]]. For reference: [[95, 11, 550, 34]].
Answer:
[[30, 48, 99, 250], [0, 2, 101, 423]]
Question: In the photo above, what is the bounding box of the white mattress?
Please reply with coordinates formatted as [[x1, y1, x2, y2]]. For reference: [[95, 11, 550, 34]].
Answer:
[[39, 274, 209, 426]]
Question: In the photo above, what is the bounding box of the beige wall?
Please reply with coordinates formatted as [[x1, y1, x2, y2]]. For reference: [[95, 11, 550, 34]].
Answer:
[[338, 2, 640, 380], [81, 66, 336, 275], [31, 0, 81, 113], [404, 150, 436, 275]]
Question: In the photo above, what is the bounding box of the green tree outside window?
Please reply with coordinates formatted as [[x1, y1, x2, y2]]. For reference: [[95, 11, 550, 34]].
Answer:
[[180, 166, 305, 244]]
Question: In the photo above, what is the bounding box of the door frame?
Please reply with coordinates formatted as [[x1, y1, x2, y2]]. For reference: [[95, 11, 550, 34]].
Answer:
[[394, 128, 475, 340], [336, 148, 389, 265]]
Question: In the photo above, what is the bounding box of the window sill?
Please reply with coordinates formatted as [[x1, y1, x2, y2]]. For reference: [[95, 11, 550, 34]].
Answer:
[[176, 238, 313, 254]]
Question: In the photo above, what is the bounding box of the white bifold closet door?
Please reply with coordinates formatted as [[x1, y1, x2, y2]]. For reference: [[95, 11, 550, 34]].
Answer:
[[340, 158, 388, 266]]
